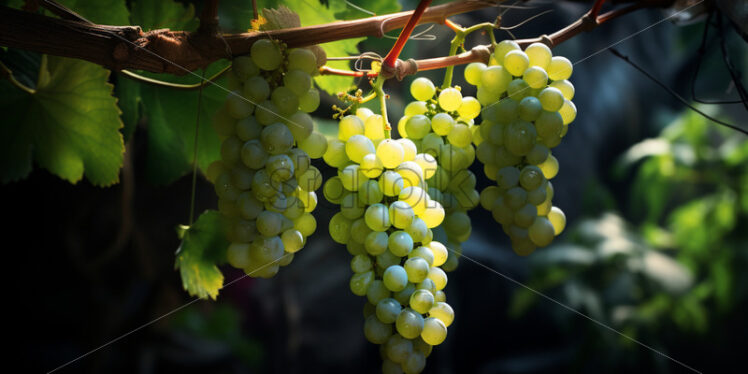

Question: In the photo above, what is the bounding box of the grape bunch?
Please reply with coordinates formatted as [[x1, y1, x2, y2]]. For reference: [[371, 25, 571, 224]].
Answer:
[[397, 77, 483, 271], [322, 111, 455, 374], [207, 39, 329, 278], [466, 40, 574, 254]]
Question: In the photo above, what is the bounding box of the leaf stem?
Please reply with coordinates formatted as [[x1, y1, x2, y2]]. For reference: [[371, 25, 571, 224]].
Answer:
[[382, 0, 433, 69], [373, 76, 391, 139]]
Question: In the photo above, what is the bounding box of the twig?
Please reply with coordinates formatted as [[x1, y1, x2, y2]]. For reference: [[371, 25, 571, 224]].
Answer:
[[609, 48, 747, 136], [590, 0, 607, 18], [197, 0, 220, 36], [382, 0, 433, 71]]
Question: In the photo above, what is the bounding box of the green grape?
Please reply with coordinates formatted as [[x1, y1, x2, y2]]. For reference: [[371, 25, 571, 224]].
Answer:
[[340, 164, 366, 191], [293, 213, 316, 237], [458, 96, 481, 120], [365, 231, 389, 255], [503, 50, 530, 76], [492, 40, 521, 65], [323, 139, 349, 168], [399, 186, 429, 216], [476, 142, 496, 164], [408, 246, 434, 266], [538, 87, 564, 111], [350, 218, 372, 244], [559, 99, 577, 125], [383, 265, 409, 292], [297, 165, 321, 191], [406, 219, 429, 243], [266, 154, 294, 182], [365, 114, 387, 142], [410, 77, 436, 101], [377, 250, 402, 269], [350, 270, 375, 296], [351, 253, 374, 273], [413, 154, 437, 181], [283, 69, 312, 96], [548, 56, 573, 80], [548, 206, 566, 235], [226, 91, 254, 119], [366, 203, 391, 232], [446, 123, 472, 148], [527, 182, 547, 205], [420, 133, 444, 156], [464, 62, 486, 85], [393, 283, 416, 306], [299, 88, 320, 112], [377, 298, 402, 324], [404, 101, 428, 116], [271, 86, 299, 115], [428, 302, 454, 327], [505, 187, 528, 210], [281, 229, 304, 253], [243, 75, 270, 102], [403, 352, 426, 374], [409, 289, 435, 314], [523, 66, 548, 89], [341, 192, 365, 219], [443, 211, 470, 238], [329, 212, 353, 244], [492, 98, 519, 125], [235, 116, 261, 141], [221, 136, 243, 164], [390, 200, 415, 229], [232, 56, 259, 81], [477, 85, 501, 105], [487, 122, 505, 145], [438, 88, 462, 112], [397, 116, 410, 138], [359, 180, 384, 205], [385, 334, 413, 364], [503, 120, 537, 156], [261, 122, 294, 155], [367, 280, 392, 305], [434, 290, 446, 303], [480, 65, 512, 94], [287, 48, 317, 74], [420, 201, 445, 229], [255, 101, 279, 125], [398, 138, 418, 162], [298, 131, 327, 159], [256, 210, 283, 237], [388, 230, 414, 257], [528, 216, 555, 246], [514, 203, 537, 228], [396, 161, 424, 188], [364, 314, 392, 344], [356, 107, 375, 121], [431, 112, 454, 136], [345, 134, 376, 163], [227, 243, 251, 268], [360, 153, 384, 178], [550, 79, 575, 100], [507, 79, 531, 100], [405, 115, 432, 140], [519, 165, 545, 190], [396, 308, 425, 339], [427, 267, 447, 291], [379, 171, 404, 197], [420, 317, 447, 345], [479, 186, 501, 211], [377, 139, 405, 169], [250, 39, 282, 71], [339, 115, 365, 141], [241, 139, 268, 169], [526, 143, 550, 165], [524, 42, 552, 69], [538, 154, 559, 179], [323, 176, 344, 203], [404, 257, 429, 283]]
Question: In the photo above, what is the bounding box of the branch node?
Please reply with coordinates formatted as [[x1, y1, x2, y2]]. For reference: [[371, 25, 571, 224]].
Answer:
[[471, 45, 491, 62], [581, 13, 599, 32], [539, 34, 553, 48]]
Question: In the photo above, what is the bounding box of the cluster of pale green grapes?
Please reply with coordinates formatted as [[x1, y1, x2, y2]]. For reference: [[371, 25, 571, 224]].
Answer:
[[465, 40, 574, 254], [321, 111, 455, 374], [398, 77, 484, 271], [208, 39, 330, 278]]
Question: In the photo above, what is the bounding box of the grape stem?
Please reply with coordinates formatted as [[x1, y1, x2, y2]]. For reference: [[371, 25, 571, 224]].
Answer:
[[373, 76, 392, 139], [381, 0, 433, 77], [590, 0, 607, 18], [441, 21, 497, 88]]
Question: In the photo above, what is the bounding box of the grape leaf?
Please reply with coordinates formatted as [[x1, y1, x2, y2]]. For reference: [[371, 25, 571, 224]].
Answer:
[[57, 0, 130, 25], [335, 0, 401, 20], [121, 0, 224, 184], [218, 0, 280, 32], [175, 210, 228, 300], [129, 0, 199, 31], [0, 55, 124, 185]]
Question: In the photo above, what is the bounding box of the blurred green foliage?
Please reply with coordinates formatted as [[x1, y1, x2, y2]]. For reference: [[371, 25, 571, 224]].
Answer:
[[510, 109, 748, 369]]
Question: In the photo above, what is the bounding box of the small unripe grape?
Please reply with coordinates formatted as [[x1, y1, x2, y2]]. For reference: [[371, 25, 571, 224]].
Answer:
[[411, 77, 436, 101], [548, 56, 573, 80], [438, 88, 463, 112], [503, 50, 530, 76], [464, 62, 486, 85]]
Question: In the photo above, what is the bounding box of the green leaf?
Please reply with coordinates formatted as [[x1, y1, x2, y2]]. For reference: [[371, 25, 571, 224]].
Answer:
[[335, 0, 401, 20], [218, 0, 280, 31], [175, 210, 228, 300], [58, 0, 130, 25], [129, 0, 199, 31], [114, 76, 141, 142], [0, 55, 124, 185]]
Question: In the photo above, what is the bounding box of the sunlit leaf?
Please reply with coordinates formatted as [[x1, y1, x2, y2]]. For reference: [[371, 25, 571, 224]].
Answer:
[[175, 210, 228, 300]]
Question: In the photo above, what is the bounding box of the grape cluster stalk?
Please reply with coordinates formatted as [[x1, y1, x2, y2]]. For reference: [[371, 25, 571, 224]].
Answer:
[[322, 109, 455, 374], [207, 39, 330, 278]]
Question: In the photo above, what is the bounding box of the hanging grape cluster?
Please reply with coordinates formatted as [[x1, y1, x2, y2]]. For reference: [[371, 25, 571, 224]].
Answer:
[[322, 110, 455, 374], [207, 39, 329, 278], [467, 40, 574, 254], [396, 77, 484, 272]]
